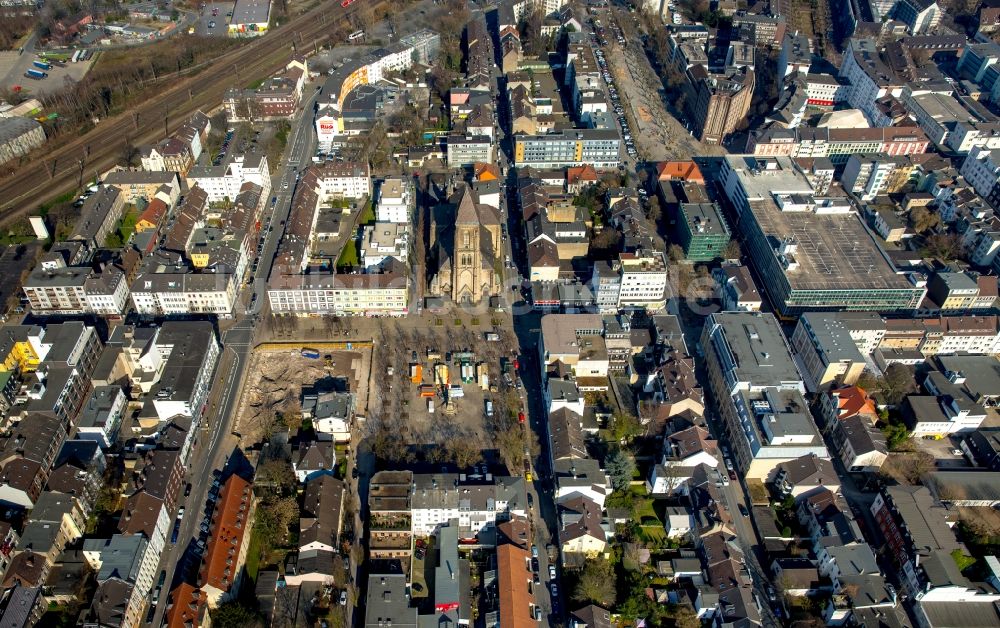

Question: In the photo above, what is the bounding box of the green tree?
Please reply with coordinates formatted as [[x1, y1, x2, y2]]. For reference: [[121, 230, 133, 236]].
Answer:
[[610, 410, 642, 444], [572, 559, 617, 607], [606, 448, 636, 492], [211, 602, 263, 628]]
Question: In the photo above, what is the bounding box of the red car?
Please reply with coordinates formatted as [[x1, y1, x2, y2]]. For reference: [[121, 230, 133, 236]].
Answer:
[[341, 0, 354, 6], [518, 412, 525, 424]]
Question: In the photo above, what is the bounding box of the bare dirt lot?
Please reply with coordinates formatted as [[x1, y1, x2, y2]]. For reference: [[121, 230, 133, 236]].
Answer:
[[233, 345, 371, 444]]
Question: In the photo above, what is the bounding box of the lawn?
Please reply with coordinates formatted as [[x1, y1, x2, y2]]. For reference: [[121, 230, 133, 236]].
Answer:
[[639, 525, 666, 543], [245, 527, 264, 581], [336, 241, 359, 269]]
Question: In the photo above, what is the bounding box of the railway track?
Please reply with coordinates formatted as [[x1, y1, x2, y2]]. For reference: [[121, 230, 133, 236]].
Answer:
[[0, 0, 380, 223]]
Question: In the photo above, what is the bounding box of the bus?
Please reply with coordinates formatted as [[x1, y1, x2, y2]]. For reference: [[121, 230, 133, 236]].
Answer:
[[348, 29, 364, 40]]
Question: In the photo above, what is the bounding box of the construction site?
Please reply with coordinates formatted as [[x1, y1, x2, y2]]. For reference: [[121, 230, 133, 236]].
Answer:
[[232, 342, 372, 445]]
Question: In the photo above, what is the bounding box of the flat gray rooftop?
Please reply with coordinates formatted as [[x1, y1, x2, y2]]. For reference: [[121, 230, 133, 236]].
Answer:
[[750, 201, 913, 292], [231, 0, 270, 24]]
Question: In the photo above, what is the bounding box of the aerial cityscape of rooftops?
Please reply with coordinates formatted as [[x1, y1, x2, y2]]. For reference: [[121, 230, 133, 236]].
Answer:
[[8, 0, 1000, 625]]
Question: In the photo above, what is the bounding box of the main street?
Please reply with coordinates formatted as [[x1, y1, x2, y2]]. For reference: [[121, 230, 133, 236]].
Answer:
[[147, 76, 319, 626]]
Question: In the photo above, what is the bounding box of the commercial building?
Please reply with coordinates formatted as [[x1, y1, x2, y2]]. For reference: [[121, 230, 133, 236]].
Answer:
[[514, 129, 621, 169], [720, 155, 925, 315], [905, 92, 1000, 154], [701, 312, 828, 479], [748, 126, 930, 163], [315, 30, 440, 147], [447, 135, 493, 167], [691, 66, 755, 145], [227, 0, 270, 36], [0, 117, 45, 166], [676, 202, 730, 261]]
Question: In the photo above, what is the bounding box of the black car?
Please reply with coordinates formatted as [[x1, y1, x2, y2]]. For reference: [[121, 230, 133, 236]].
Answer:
[[351, 467, 359, 479], [184, 483, 192, 497], [531, 557, 539, 572]]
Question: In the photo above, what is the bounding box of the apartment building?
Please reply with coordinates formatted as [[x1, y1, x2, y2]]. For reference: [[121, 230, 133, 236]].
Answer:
[[871, 485, 967, 598], [791, 313, 868, 390], [199, 475, 255, 608], [841, 154, 903, 201], [23, 259, 129, 317], [142, 321, 220, 423], [130, 271, 239, 317], [185, 153, 271, 203], [0, 414, 66, 508], [838, 39, 905, 124], [224, 58, 306, 121], [701, 312, 828, 479], [311, 161, 372, 200], [315, 30, 441, 146], [410, 473, 527, 536], [617, 252, 667, 311], [268, 260, 408, 316], [82, 534, 159, 628], [691, 66, 755, 145], [376, 177, 413, 224], [69, 186, 125, 249], [514, 129, 621, 169], [102, 171, 180, 205]]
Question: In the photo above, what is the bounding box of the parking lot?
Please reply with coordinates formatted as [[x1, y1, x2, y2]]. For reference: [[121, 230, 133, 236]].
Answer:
[[593, 8, 726, 162], [3, 52, 96, 97], [196, 2, 235, 36]]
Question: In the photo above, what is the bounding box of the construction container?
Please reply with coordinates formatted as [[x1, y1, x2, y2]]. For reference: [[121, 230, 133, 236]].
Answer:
[[427, 399, 435, 414], [477, 363, 489, 390], [410, 363, 422, 383], [448, 384, 464, 399], [434, 364, 449, 386], [419, 384, 435, 398], [461, 363, 474, 383]]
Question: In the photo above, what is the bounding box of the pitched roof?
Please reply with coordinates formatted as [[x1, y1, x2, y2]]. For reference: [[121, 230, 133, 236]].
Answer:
[[497, 543, 535, 628], [451, 183, 499, 226], [831, 386, 879, 423], [164, 582, 206, 628], [300, 475, 345, 551], [474, 162, 500, 181], [657, 161, 705, 183], [199, 475, 253, 594]]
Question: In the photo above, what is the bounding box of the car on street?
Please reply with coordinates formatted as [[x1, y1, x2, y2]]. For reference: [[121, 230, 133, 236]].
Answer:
[[531, 557, 539, 572], [184, 483, 192, 497], [352, 466, 359, 479], [339, 590, 348, 606], [738, 503, 749, 517], [549, 564, 556, 579]]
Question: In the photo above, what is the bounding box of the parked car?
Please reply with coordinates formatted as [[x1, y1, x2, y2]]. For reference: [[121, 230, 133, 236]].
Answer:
[[339, 590, 348, 606]]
